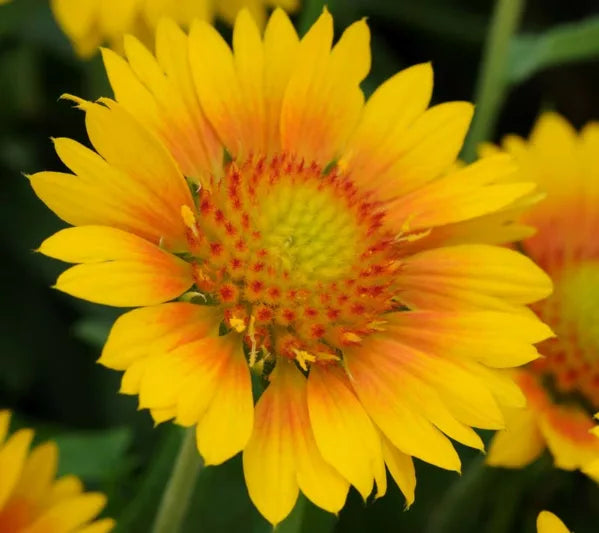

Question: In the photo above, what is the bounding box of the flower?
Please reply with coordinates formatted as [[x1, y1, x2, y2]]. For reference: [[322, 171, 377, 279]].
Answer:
[[486, 113, 599, 478], [50, 0, 299, 57], [30, 9, 553, 525], [0, 410, 114, 533], [537, 511, 570, 533]]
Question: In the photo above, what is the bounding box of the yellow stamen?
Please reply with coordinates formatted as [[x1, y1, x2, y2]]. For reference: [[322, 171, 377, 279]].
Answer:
[[293, 349, 316, 371], [314, 351, 340, 362], [368, 320, 388, 331], [342, 332, 362, 344], [229, 316, 246, 333], [248, 315, 258, 366], [396, 228, 432, 243], [181, 205, 199, 237]]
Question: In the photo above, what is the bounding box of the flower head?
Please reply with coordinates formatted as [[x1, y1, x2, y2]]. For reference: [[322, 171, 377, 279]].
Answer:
[[0, 411, 113, 533], [51, 0, 299, 57], [486, 113, 599, 478], [31, 9, 553, 524]]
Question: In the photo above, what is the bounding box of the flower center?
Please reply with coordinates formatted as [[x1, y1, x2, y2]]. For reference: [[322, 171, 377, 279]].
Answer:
[[182, 154, 399, 368], [254, 180, 359, 284], [532, 261, 599, 408]]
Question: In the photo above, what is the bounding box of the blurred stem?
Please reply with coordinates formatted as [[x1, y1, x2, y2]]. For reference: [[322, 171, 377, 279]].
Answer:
[[461, 0, 525, 161], [426, 456, 491, 533], [151, 428, 202, 533]]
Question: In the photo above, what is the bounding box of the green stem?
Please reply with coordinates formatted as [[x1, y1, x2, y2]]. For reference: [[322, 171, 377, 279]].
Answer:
[[151, 428, 203, 533], [461, 0, 525, 161]]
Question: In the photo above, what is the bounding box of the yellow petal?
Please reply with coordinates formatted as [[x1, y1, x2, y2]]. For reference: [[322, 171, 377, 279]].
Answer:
[[50, 0, 97, 41], [100, 303, 222, 370], [396, 244, 553, 311], [380, 433, 416, 507], [263, 8, 299, 154], [538, 403, 599, 471], [386, 310, 552, 368], [307, 364, 384, 500], [280, 12, 369, 164], [374, 102, 473, 197], [196, 335, 253, 465], [154, 19, 223, 181], [12, 441, 58, 501], [243, 361, 348, 524], [80, 100, 193, 248], [386, 155, 536, 232], [343, 63, 433, 192], [0, 410, 10, 445], [243, 363, 299, 525], [459, 361, 526, 410], [39, 226, 193, 307], [98, 0, 138, 40], [47, 476, 83, 506], [536, 511, 571, 533], [0, 429, 33, 509], [284, 363, 349, 514], [232, 9, 266, 154], [487, 406, 545, 468], [101, 46, 162, 132], [345, 343, 461, 471], [188, 20, 248, 159], [76, 518, 117, 533], [30, 135, 190, 251], [23, 493, 107, 533]]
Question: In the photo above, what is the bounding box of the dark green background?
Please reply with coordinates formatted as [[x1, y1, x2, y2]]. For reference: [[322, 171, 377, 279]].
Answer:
[[1, 0, 599, 531]]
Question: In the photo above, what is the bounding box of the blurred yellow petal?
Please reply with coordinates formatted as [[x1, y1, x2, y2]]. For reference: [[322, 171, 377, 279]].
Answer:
[[537, 511, 570, 533], [0, 429, 33, 509], [23, 493, 107, 533], [487, 406, 545, 468], [0, 410, 10, 445]]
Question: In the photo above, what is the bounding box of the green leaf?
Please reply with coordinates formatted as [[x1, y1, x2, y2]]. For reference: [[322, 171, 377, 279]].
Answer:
[[54, 427, 132, 482], [508, 16, 599, 84]]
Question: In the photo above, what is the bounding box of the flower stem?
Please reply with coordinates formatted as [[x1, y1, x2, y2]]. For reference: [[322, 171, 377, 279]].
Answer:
[[461, 0, 525, 161], [151, 427, 202, 533]]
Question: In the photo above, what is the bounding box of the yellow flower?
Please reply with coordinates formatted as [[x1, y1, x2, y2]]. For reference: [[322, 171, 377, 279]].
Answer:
[[30, 9, 553, 525], [0, 411, 114, 533], [50, 0, 299, 57], [486, 113, 599, 478], [537, 511, 570, 533]]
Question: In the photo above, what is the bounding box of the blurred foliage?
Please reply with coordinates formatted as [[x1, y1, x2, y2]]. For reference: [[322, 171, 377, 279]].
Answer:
[[508, 16, 599, 83], [1, 0, 599, 532]]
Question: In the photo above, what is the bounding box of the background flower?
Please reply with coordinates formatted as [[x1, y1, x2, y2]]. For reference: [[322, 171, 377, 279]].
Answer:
[[486, 113, 599, 479], [50, 0, 299, 57], [0, 411, 113, 533]]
